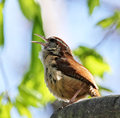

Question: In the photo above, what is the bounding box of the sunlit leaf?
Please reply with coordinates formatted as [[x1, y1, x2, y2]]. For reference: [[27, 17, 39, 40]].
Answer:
[[88, 0, 99, 15], [97, 17, 115, 28], [19, 0, 40, 20], [17, 17, 55, 114], [15, 1, 55, 116], [116, 21, 120, 29], [99, 85, 113, 92], [115, 11, 120, 29], [0, 0, 5, 46], [15, 97, 32, 118], [84, 56, 110, 77], [73, 46, 110, 78], [0, 95, 12, 118], [18, 85, 42, 107], [97, 11, 120, 29]]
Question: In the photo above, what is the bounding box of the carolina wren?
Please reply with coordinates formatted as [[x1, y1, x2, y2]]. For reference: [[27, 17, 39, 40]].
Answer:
[[32, 34, 100, 104]]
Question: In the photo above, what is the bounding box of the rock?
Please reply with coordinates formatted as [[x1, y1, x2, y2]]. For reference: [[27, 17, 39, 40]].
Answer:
[[51, 95, 120, 118]]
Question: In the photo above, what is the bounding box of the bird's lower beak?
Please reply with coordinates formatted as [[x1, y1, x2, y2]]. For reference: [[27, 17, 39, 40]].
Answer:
[[32, 34, 48, 46], [31, 41, 47, 46]]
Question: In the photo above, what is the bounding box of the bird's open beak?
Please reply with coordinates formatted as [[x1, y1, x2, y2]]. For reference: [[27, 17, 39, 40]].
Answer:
[[31, 41, 47, 46], [31, 34, 48, 46]]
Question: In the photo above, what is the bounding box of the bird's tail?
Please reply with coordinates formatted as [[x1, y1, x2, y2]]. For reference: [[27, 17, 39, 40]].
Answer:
[[89, 86, 101, 97]]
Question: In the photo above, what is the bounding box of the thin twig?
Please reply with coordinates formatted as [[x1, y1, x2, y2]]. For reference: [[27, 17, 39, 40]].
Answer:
[[93, 24, 116, 49]]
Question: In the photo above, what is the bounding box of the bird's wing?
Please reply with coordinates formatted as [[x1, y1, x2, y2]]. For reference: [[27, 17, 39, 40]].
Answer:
[[55, 57, 98, 89]]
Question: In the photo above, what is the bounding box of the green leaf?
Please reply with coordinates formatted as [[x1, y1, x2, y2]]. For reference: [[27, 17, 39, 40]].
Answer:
[[84, 56, 110, 77], [0, 0, 5, 46], [0, 95, 12, 118], [97, 11, 120, 29], [0, 0, 5, 4], [19, 0, 41, 20], [16, 17, 55, 113], [88, 0, 99, 15], [98, 85, 113, 92], [73, 46, 110, 78], [15, 2, 55, 117], [18, 85, 42, 107], [116, 21, 120, 29], [97, 17, 115, 28], [115, 11, 120, 29], [15, 97, 32, 118]]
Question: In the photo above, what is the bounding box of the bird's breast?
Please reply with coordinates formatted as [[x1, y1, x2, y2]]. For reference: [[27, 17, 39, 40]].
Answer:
[[44, 65, 88, 102], [44, 64, 67, 100], [43, 55, 89, 102]]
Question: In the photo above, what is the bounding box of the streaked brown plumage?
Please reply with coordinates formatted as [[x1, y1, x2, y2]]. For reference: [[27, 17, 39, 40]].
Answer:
[[32, 34, 100, 104]]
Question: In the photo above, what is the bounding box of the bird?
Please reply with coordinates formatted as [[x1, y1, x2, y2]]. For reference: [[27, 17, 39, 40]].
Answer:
[[32, 34, 100, 105]]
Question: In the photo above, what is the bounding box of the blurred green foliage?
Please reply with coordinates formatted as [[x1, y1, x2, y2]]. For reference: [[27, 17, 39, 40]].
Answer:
[[97, 11, 120, 29], [0, 0, 5, 46], [88, 0, 99, 14], [0, 0, 119, 118], [15, 0, 55, 117], [19, 0, 41, 20], [16, 18, 55, 118], [15, 95, 32, 118], [73, 46, 110, 78], [73, 46, 111, 93], [98, 85, 113, 93], [0, 93, 12, 118]]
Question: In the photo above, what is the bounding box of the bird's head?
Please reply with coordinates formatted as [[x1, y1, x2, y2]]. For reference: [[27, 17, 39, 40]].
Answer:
[[32, 34, 72, 57]]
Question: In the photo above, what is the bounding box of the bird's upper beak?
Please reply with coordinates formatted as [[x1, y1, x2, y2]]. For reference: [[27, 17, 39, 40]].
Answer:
[[31, 34, 48, 46]]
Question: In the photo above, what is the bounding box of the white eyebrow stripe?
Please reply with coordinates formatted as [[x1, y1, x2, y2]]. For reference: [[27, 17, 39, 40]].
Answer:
[[56, 39, 68, 48], [50, 36, 68, 48]]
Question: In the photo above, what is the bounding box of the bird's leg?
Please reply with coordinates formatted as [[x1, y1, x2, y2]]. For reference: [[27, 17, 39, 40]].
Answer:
[[57, 91, 81, 110], [69, 89, 81, 104], [58, 89, 82, 110], [69, 84, 86, 104], [59, 84, 86, 109]]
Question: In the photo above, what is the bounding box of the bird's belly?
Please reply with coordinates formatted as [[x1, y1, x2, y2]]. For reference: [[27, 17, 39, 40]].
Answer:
[[45, 67, 89, 102]]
